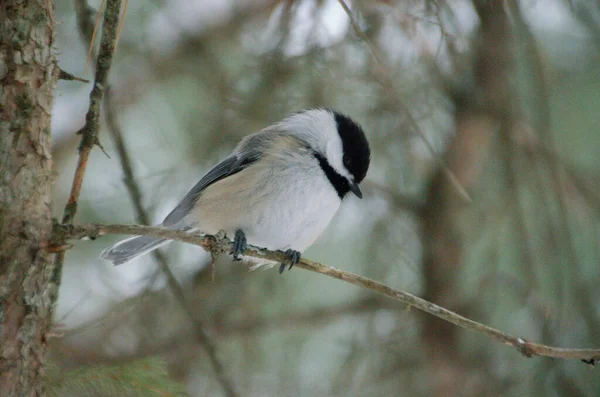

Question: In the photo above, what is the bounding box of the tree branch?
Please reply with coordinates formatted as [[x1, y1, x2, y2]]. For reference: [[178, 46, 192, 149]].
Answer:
[[53, 0, 121, 328], [53, 223, 600, 363], [60, 0, 122, 226], [58, 68, 90, 83]]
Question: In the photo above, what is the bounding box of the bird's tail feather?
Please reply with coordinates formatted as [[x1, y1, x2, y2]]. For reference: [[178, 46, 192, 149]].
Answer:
[[100, 235, 168, 266]]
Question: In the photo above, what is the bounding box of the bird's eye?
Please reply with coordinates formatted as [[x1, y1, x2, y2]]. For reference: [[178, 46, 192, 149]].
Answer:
[[343, 154, 351, 168]]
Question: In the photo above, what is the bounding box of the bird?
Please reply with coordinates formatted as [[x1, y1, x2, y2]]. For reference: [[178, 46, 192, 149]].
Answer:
[[100, 109, 371, 273]]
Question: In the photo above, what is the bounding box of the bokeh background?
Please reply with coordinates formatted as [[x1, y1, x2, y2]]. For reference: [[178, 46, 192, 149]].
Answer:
[[50, 0, 600, 396]]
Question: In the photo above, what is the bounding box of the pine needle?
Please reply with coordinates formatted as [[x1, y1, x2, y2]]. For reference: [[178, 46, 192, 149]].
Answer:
[[114, 0, 129, 55], [84, 0, 106, 75], [46, 356, 189, 397]]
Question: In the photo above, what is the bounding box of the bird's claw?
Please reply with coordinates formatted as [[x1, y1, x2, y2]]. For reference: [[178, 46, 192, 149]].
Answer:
[[230, 229, 247, 261], [279, 249, 301, 274]]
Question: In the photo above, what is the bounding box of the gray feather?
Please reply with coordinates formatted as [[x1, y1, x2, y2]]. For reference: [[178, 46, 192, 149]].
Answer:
[[162, 134, 272, 226], [100, 235, 168, 266], [101, 135, 272, 265]]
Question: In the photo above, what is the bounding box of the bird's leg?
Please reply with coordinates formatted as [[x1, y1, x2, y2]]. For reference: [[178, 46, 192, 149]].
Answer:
[[230, 229, 247, 261], [279, 249, 301, 274]]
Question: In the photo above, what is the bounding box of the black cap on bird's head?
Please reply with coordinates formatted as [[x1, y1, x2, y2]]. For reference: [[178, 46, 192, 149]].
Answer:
[[332, 111, 371, 198]]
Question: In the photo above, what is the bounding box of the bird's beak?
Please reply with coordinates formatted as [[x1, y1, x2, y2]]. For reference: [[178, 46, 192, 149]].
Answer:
[[349, 182, 363, 199]]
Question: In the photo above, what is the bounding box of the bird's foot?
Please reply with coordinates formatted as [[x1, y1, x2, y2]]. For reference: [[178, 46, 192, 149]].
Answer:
[[230, 229, 247, 261], [279, 249, 301, 274]]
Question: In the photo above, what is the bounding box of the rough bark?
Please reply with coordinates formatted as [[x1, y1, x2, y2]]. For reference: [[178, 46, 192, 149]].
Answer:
[[0, 1, 57, 396]]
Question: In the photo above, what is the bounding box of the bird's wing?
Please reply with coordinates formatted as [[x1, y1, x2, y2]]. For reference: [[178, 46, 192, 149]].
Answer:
[[162, 135, 270, 227]]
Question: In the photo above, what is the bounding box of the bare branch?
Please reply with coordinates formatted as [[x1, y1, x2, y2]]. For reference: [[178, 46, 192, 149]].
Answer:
[[58, 68, 90, 83], [52, 4, 123, 339], [53, 0, 122, 322], [54, 223, 600, 363], [60, 0, 122, 226]]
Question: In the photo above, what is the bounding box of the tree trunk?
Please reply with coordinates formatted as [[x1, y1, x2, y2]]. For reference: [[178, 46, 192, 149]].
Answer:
[[0, 1, 57, 396]]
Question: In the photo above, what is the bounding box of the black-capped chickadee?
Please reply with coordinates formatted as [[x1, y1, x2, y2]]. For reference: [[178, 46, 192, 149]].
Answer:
[[100, 109, 371, 273]]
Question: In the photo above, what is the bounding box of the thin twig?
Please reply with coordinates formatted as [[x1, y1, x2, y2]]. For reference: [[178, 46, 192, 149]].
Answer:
[[85, 0, 106, 74], [114, 0, 128, 54], [49, 3, 122, 378], [61, 0, 122, 226], [54, 0, 122, 284], [103, 88, 239, 397], [336, 0, 471, 203], [53, 223, 600, 363], [58, 68, 90, 83]]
